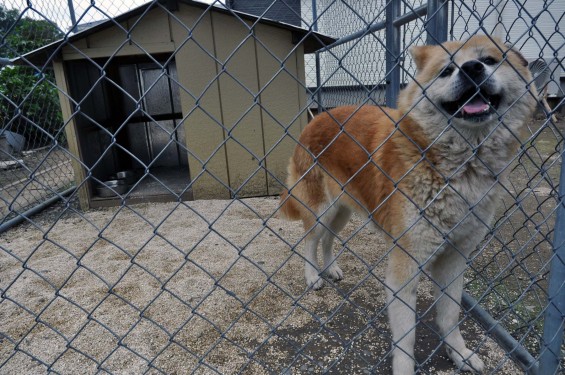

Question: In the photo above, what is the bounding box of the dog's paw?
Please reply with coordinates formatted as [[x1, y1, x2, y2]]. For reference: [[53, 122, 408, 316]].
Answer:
[[447, 347, 485, 373], [306, 276, 324, 290], [305, 268, 324, 290], [324, 263, 343, 281]]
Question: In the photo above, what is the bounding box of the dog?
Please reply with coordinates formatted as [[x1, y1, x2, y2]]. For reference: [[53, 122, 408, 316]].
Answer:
[[279, 35, 536, 374]]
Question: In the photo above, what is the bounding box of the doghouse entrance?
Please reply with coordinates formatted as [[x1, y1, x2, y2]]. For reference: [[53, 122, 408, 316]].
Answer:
[[66, 57, 192, 207], [118, 62, 190, 199]]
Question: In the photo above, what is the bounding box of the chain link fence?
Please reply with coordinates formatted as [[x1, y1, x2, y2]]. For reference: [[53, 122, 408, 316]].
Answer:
[[1, 0, 564, 374], [0, 1, 73, 223]]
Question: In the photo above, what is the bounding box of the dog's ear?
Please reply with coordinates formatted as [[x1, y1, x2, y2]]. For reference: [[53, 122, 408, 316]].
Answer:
[[505, 44, 528, 67], [409, 45, 433, 71]]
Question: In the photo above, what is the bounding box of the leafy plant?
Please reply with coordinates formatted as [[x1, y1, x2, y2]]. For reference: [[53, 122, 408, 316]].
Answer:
[[0, 5, 64, 148], [0, 66, 63, 147]]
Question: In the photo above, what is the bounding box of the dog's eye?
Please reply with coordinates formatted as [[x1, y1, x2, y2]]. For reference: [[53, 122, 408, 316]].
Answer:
[[481, 56, 498, 65], [439, 65, 454, 78]]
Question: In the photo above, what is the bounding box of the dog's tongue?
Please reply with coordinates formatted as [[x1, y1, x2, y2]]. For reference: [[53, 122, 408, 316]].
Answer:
[[462, 97, 489, 114]]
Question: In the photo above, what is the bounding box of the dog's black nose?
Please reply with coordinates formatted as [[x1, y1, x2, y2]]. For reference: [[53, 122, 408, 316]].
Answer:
[[460, 60, 485, 80]]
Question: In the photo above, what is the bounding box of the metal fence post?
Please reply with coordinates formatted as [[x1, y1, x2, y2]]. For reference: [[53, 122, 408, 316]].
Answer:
[[67, 0, 77, 32], [426, 0, 449, 45], [539, 149, 565, 374], [385, 0, 401, 108], [312, 0, 323, 112]]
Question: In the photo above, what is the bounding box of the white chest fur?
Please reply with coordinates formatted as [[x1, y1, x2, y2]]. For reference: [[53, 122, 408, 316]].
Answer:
[[404, 126, 514, 258]]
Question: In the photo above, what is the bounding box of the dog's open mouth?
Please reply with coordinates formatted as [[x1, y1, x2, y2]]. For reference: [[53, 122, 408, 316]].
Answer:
[[441, 88, 501, 121]]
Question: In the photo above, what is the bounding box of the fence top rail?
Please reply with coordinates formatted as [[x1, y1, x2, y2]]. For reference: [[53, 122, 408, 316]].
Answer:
[[323, 4, 428, 51]]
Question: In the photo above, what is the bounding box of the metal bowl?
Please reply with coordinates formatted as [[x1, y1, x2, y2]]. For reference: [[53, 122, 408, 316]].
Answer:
[[96, 180, 130, 197], [103, 179, 128, 186]]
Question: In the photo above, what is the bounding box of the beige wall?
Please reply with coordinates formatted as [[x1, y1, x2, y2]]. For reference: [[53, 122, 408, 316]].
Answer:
[[253, 24, 307, 196], [60, 3, 308, 202], [170, 8, 231, 200], [62, 10, 175, 61], [211, 12, 266, 198]]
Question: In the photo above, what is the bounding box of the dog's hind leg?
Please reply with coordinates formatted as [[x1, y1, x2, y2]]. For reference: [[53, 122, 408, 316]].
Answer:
[[320, 206, 351, 282], [386, 246, 420, 375], [430, 248, 485, 373], [302, 204, 349, 290], [303, 235, 323, 290], [302, 215, 325, 290]]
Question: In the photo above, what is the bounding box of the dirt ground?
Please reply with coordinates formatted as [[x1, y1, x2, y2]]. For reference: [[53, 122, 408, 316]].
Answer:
[[0, 115, 563, 374]]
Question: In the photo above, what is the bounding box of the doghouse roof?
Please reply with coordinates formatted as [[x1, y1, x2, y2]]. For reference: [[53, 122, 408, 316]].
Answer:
[[15, 0, 335, 65]]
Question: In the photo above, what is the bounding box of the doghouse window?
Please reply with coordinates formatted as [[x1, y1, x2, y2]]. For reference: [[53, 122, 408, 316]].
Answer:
[[66, 57, 192, 207]]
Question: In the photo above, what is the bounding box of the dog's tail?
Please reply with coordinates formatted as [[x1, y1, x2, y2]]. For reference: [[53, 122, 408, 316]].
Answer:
[[279, 189, 301, 220], [279, 157, 302, 221]]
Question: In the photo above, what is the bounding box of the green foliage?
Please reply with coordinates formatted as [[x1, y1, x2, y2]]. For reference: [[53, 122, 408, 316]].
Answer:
[[4, 18, 62, 57], [0, 6, 20, 38], [0, 5, 64, 148], [0, 66, 63, 146], [0, 5, 63, 57]]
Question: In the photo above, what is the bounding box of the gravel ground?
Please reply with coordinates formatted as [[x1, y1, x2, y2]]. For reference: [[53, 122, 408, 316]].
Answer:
[[1, 197, 522, 375]]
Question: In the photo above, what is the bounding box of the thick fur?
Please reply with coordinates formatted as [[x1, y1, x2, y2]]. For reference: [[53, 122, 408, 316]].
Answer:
[[279, 35, 536, 374]]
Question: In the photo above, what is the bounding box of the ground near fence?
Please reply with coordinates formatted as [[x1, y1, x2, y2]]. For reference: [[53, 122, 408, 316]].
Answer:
[[0, 147, 73, 219], [0, 116, 562, 374]]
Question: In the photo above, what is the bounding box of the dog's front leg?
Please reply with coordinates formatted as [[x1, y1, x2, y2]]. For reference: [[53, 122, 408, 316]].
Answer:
[[430, 248, 485, 373], [386, 248, 420, 375]]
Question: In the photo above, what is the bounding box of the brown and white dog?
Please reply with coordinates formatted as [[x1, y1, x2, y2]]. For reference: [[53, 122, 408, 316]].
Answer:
[[279, 35, 536, 374]]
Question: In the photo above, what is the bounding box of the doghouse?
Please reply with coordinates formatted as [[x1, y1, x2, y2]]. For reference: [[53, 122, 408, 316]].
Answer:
[[21, 0, 333, 209]]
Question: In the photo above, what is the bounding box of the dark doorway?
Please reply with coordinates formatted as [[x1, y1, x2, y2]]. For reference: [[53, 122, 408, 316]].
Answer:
[[66, 57, 192, 206], [118, 62, 188, 170]]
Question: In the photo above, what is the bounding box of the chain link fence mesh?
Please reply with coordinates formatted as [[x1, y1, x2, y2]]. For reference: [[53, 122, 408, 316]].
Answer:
[[0, 0, 564, 374]]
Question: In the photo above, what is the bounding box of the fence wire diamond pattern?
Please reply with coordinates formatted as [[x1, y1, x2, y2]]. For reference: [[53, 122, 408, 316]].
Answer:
[[0, 1, 564, 374]]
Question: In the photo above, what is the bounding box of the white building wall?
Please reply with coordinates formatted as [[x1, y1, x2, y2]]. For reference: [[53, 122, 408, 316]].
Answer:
[[301, 0, 392, 88], [450, 0, 565, 60], [302, 0, 564, 97]]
